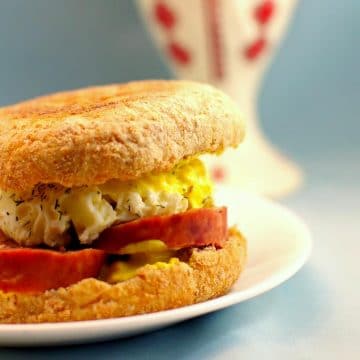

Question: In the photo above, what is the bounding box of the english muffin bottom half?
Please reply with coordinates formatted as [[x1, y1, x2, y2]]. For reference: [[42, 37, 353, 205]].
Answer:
[[0, 80, 246, 323]]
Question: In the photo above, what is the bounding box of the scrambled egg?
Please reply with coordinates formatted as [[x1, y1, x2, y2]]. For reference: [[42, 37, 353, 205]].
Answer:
[[103, 240, 180, 283], [0, 158, 213, 247]]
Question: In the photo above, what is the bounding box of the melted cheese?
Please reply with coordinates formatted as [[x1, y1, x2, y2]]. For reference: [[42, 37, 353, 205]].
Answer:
[[0, 158, 213, 247]]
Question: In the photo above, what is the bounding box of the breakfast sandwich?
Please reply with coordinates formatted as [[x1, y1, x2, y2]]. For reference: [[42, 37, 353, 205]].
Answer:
[[0, 80, 246, 323]]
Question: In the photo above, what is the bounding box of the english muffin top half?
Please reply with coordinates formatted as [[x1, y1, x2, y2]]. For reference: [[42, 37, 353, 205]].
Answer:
[[0, 80, 245, 193]]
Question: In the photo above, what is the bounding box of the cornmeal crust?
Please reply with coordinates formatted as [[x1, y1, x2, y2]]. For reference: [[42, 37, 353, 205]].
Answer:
[[0, 230, 246, 323], [0, 80, 245, 192]]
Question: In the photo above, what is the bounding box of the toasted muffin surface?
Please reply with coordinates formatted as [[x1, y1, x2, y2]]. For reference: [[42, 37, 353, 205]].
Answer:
[[0, 230, 246, 323], [0, 80, 244, 192]]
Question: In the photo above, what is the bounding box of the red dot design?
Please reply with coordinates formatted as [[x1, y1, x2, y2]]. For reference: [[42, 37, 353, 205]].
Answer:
[[154, 2, 176, 30], [153, 2, 191, 66], [168, 42, 191, 65], [211, 166, 227, 183], [254, 0, 275, 25], [243, 1, 275, 61], [244, 38, 266, 60]]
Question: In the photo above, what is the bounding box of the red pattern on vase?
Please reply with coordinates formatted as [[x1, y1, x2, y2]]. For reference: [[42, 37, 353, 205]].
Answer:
[[154, 2, 176, 30], [204, 0, 224, 80], [153, 2, 191, 66], [168, 42, 191, 65], [254, 0, 275, 25], [244, 38, 266, 60], [211, 165, 227, 182], [243, 1, 275, 61]]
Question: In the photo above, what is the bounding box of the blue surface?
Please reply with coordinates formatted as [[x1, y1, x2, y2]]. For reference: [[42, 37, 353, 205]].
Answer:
[[0, 0, 359, 358]]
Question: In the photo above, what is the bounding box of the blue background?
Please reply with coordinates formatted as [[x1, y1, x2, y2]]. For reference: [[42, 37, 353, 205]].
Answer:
[[0, 0, 359, 358]]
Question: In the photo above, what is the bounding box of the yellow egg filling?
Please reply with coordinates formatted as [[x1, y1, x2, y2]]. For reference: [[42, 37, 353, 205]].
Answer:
[[117, 240, 169, 254], [0, 157, 213, 247], [102, 240, 180, 283]]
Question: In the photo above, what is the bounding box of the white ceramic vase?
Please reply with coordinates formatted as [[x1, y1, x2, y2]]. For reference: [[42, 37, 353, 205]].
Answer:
[[136, 0, 303, 197]]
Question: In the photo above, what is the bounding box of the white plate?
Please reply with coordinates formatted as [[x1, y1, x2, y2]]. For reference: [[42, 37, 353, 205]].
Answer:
[[0, 188, 312, 347]]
